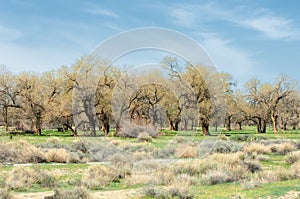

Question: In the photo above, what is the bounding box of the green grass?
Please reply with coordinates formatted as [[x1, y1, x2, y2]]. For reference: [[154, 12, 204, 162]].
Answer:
[[193, 179, 300, 198]]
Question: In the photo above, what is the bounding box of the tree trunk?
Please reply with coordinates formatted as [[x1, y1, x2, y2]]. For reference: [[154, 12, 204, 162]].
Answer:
[[183, 119, 188, 131], [256, 118, 262, 133], [169, 120, 174, 130], [225, 115, 231, 131], [200, 118, 210, 136], [101, 122, 110, 136], [237, 122, 242, 130], [174, 121, 179, 131], [262, 119, 267, 133], [2, 106, 8, 132], [271, 111, 278, 134]]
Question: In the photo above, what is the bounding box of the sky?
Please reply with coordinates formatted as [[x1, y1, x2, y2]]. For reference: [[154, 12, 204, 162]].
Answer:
[[0, 0, 299, 86]]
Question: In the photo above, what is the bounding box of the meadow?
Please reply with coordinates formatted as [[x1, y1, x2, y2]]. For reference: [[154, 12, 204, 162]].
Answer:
[[0, 127, 300, 199]]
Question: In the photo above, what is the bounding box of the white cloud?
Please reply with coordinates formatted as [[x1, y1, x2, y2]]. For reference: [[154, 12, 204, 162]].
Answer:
[[243, 16, 299, 40], [84, 7, 118, 18], [167, 2, 300, 41], [170, 7, 197, 27]]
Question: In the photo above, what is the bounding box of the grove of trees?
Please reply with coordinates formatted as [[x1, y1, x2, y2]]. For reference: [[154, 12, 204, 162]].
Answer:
[[0, 56, 299, 136]]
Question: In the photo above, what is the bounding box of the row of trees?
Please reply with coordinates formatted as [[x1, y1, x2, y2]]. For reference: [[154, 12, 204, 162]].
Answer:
[[0, 56, 299, 136]]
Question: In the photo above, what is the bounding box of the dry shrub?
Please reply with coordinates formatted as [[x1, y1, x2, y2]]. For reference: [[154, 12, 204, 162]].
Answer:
[[47, 137, 61, 144], [172, 160, 207, 176], [271, 143, 297, 155], [142, 185, 169, 198], [243, 143, 271, 155], [124, 174, 154, 187], [153, 169, 175, 185], [50, 187, 90, 199], [153, 146, 176, 159], [109, 153, 132, 178], [256, 154, 270, 161], [137, 132, 152, 142], [291, 161, 300, 178], [7, 167, 55, 190], [176, 144, 198, 158], [243, 160, 262, 173], [119, 121, 158, 138], [176, 174, 197, 186], [0, 140, 46, 163], [83, 165, 120, 189], [201, 169, 232, 185], [133, 159, 166, 173], [255, 168, 294, 183], [46, 148, 70, 163], [285, 151, 300, 165], [0, 187, 14, 199], [241, 179, 261, 190], [168, 181, 194, 199]]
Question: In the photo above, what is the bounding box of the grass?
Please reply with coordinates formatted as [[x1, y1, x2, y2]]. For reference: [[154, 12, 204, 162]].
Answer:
[[193, 179, 300, 198], [0, 126, 299, 198]]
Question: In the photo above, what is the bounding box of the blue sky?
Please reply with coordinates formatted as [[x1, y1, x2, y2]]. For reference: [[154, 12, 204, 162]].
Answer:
[[0, 0, 299, 86]]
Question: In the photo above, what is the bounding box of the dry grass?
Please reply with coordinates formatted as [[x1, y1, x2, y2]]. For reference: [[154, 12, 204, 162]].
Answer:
[[82, 165, 120, 189], [50, 187, 91, 199], [7, 167, 55, 190], [243, 143, 271, 155], [47, 137, 61, 144], [0, 187, 14, 199], [168, 181, 194, 199], [124, 174, 154, 187], [0, 140, 46, 163], [175, 144, 198, 158], [46, 148, 70, 163], [285, 151, 300, 165], [271, 143, 297, 155]]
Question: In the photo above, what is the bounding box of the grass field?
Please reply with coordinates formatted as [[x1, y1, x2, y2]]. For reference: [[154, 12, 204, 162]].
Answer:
[[0, 126, 300, 199]]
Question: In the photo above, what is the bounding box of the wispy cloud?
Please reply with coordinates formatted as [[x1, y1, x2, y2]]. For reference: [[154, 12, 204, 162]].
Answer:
[[167, 2, 300, 41], [170, 7, 197, 27], [243, 15, 299, 40], [84, 7, 119, 18]]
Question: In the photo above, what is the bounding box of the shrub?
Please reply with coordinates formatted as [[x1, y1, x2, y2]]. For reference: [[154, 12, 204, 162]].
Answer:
[[119, 121, 158, 138], [83, 165, 120, 189], [173, 136, 189, 144], [291, 161, 300, 178], [243, 160, 262, 173], [285, 151, 300, 165], [0, 140, 46, 164], [168, 182, 194, 199], [47, 137, 61, 144], [271, 143, 297, 155], [46, 148, 70, 163], [243, 143, 271, 155], [197, 140, 242, 157], [175, 144, 198, 158], [133, 159, 165, 173], [109, 153, 132, 178], [88, 142, 120, 162], [124, 174, 154, 187], [7, 167, 55, 190], [0, 187, 14, 199], [153, 146, 175, 159], [137, 132, 152, 142], [201, 169, 232, 185], [255, 168, 294, 183], [142, 185, 170, 199], [50, 187, 90, 199], [154, 169, 175, 185]]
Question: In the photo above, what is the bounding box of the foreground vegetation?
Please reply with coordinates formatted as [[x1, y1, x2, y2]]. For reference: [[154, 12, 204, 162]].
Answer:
[[0, 127, 300, 199]]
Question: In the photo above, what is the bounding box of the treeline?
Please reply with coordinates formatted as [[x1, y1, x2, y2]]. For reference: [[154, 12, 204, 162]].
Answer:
[[0, 56, 299, 136]]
